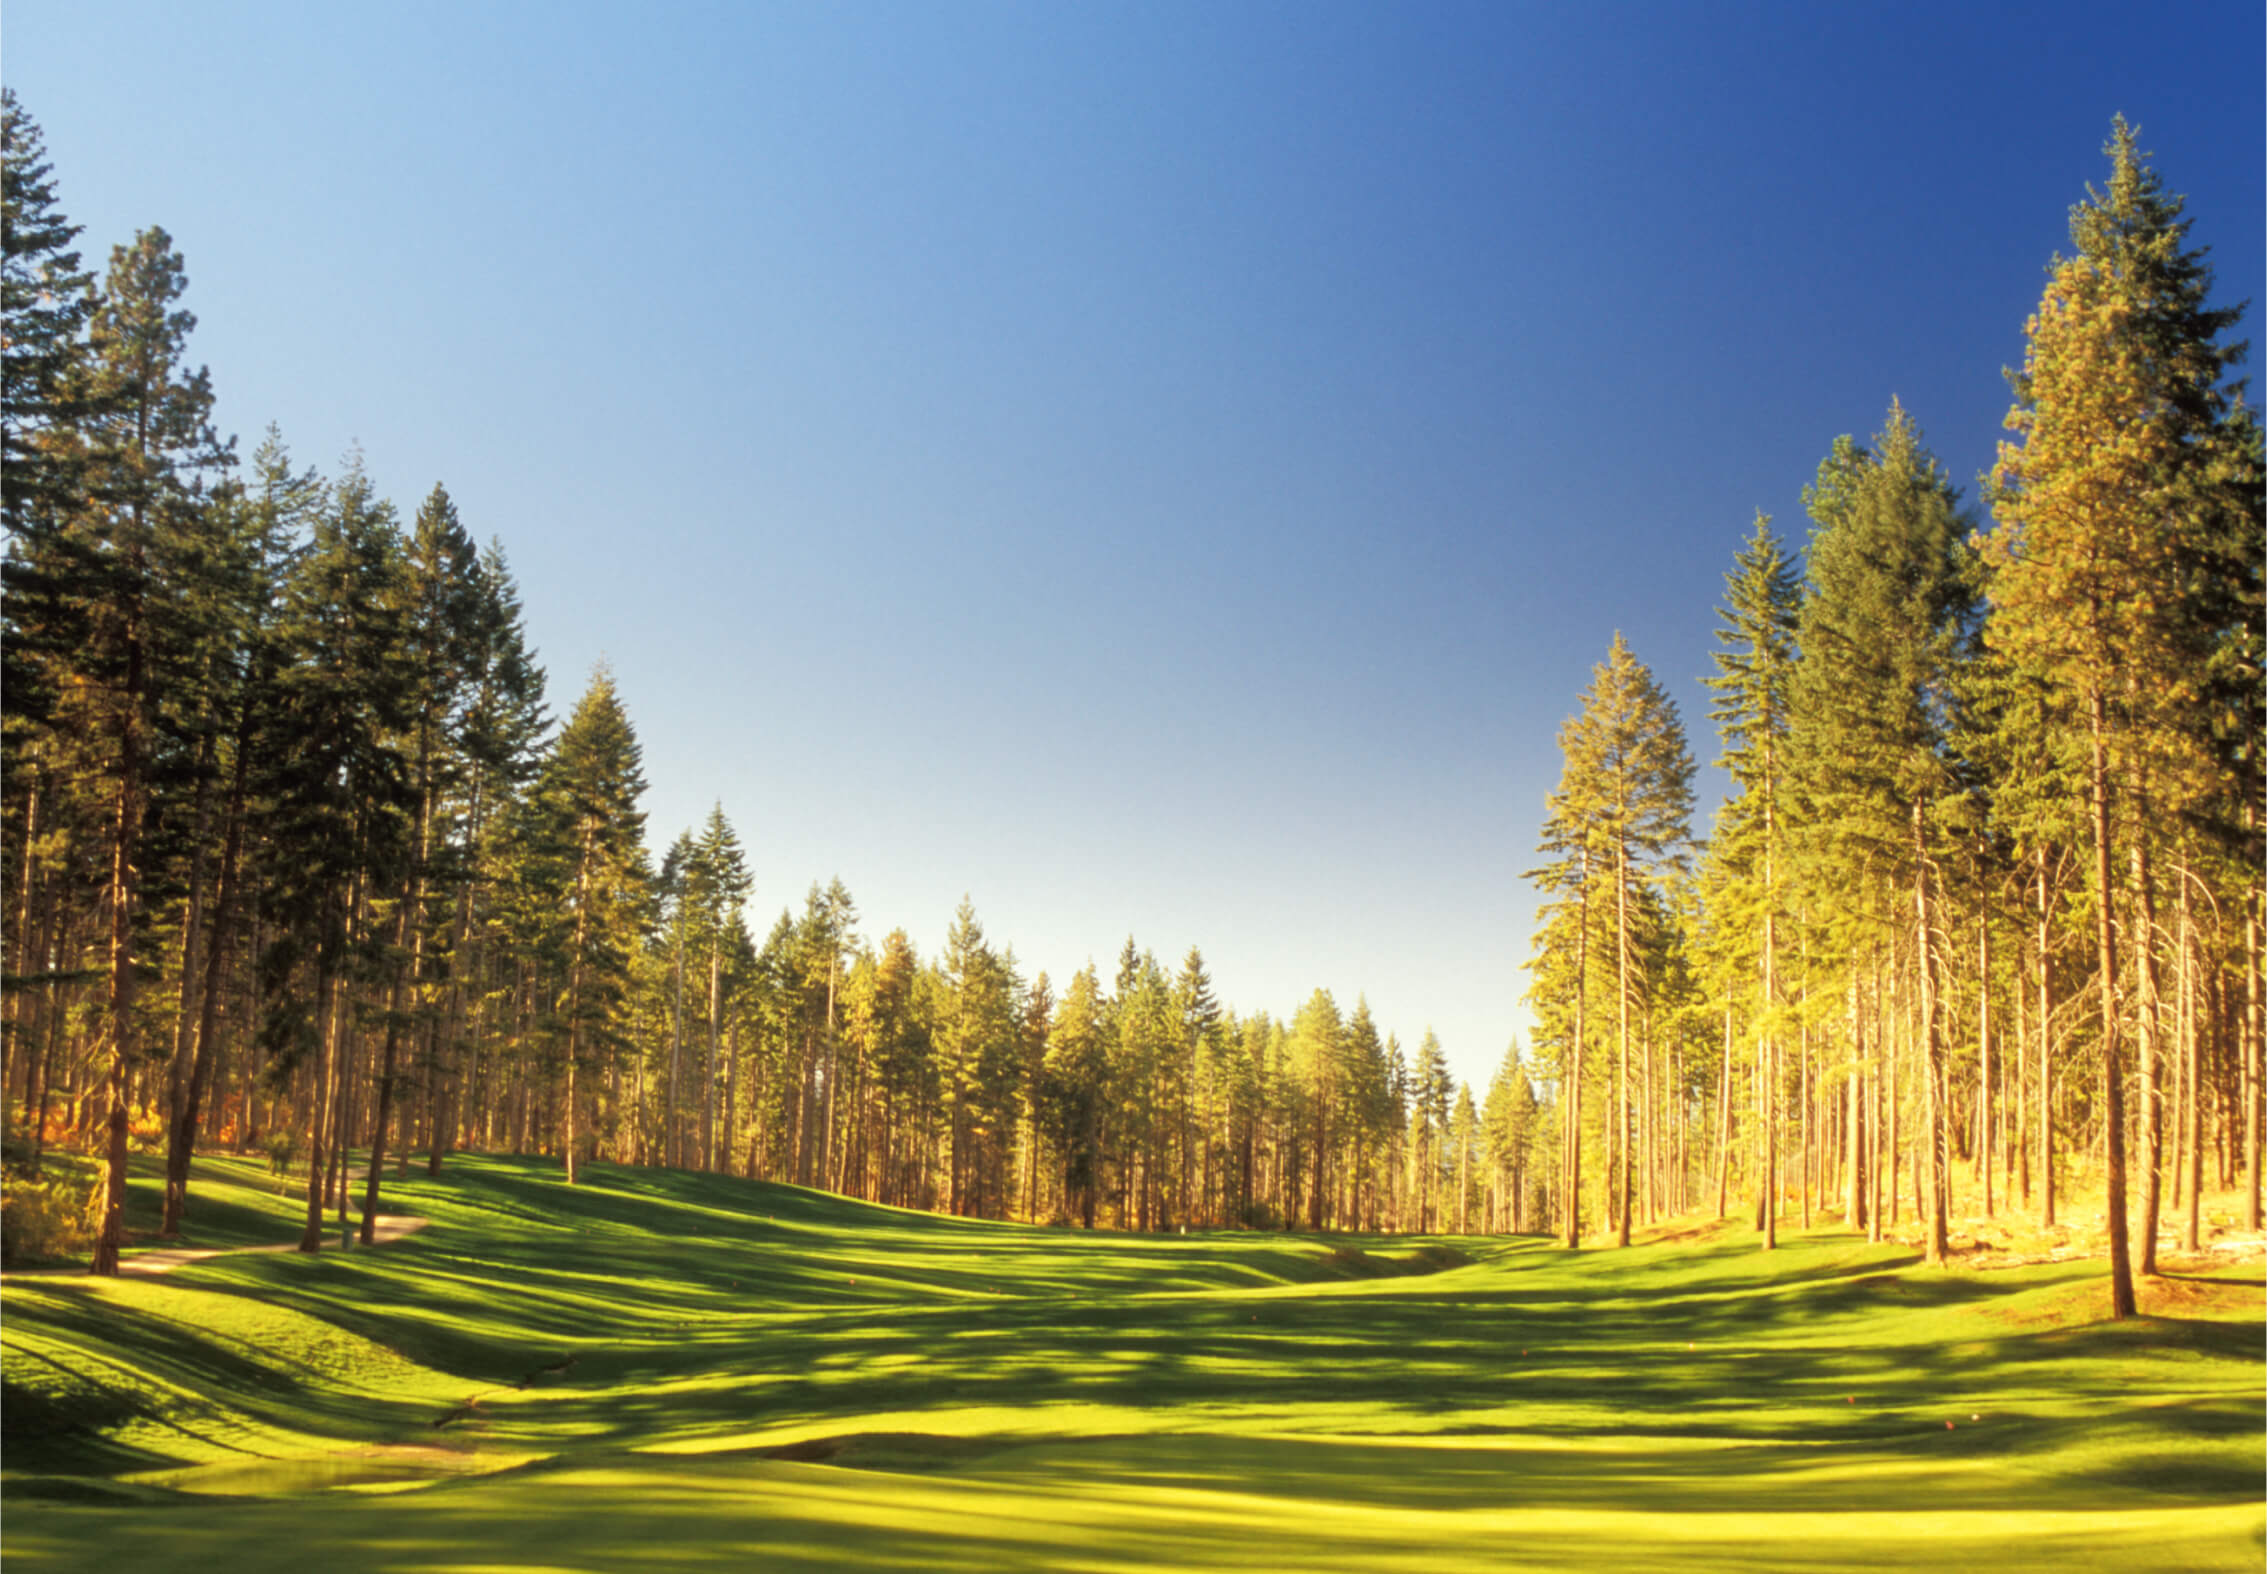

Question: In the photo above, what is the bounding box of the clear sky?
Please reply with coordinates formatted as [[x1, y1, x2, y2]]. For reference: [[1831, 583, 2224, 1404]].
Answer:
[[11, 2, 2261, 1090]]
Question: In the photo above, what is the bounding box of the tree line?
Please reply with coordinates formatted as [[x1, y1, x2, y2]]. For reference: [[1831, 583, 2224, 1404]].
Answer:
[[1, 91, 1541, 1269], [1524, 120, 2262, 1320]]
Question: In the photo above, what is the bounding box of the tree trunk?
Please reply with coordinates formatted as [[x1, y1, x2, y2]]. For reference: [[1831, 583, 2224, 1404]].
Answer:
[[89, 587, 147, 1277], [159, 734, 216, 1232], [2247, 853, 2262, 1234], [1977, 916, 1993, 1217], [564, 824, 594, 1187], [1616, 831, 1632, 1251], [1914, 796, 1948, 1265], [300, 943, 342, 1253], [2132, 819, 2163, 1277], [2087, 691, 2137, 1317], [2180, 861, 2202, 1254], [1713, 1005, 1733, 1219], [668, 924, 683, 1168], [160, 730, 251, 1237]]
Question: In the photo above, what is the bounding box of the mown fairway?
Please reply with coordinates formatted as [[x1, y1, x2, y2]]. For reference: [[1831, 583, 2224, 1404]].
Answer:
[[3, 1155, 2260, 1571]]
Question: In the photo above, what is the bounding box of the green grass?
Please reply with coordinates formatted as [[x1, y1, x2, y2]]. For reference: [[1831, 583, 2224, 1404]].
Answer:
[[4, 1153, 2260, 1570]]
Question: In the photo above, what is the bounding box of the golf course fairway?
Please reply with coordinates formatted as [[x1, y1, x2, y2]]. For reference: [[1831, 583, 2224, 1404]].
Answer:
[[4, 1154, 2260, 1571]]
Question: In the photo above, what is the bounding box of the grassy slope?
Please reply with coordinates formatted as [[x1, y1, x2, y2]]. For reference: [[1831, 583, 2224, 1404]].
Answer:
[[3, 1153, 2259, 1571]]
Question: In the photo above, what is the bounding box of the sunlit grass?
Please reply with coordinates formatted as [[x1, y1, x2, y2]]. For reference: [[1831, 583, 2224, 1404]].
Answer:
[[4, 1153, 2260, 1570]]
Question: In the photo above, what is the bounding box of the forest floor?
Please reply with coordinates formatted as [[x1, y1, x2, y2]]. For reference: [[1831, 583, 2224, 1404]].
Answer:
[[2, 1153, 2260, 1572]]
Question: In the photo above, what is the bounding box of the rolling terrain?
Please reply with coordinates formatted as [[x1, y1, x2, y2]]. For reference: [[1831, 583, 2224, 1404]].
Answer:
[[4, 1155, 2260, 1571]]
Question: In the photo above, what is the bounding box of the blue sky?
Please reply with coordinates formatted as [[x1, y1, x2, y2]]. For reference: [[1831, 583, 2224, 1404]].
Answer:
[[12, 2, 2261, 1089]]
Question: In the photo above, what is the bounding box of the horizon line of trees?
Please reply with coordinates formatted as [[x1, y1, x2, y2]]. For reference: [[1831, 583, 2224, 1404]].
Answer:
[[1, 90, 1541, 1270], [1523, 119, 2262, 1321]]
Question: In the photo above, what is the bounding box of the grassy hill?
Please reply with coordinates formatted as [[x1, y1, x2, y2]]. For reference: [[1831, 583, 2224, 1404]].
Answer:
[[4, 1154, 2259, 1570]]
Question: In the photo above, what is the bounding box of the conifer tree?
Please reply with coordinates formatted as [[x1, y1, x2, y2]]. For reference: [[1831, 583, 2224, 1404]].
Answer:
[[1704, 515, 1802, 1248], [1551, 634, 1695, 1247], [1411, 1028, 1452, 1229], [688, 808, 752, 1171], [1793, 404, 1978, 1268], [1449, 1083, 1479, 1233], [1042, 962, 1107, 1227], [157, 428, 316, 1234], [67, 229, 234, 1272], [1986, 120, 2257, 1313], [537, 670, 648, 1185], [262, 453, 412, 1249], [1288, 990, 1344, 1229], [358, 482, 481, 1237], [0, 90, 96, 548]]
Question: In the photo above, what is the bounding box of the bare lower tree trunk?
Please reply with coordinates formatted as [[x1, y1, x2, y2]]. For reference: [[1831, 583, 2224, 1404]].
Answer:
[[2132, 824, 2163, 1277], [2247, 857, 2262, 1235], [300, 954, 341, 1252], [1565, 851, 1589, 1250], [161, 740, 249, 1236], [1713, 1006, 1733, 1220], [90, 623, 147, 1277], [1615, 834, 1632, 1249], [2088, 692, 2136, 1318], [159, 738, 215, 1233], [1915, 797, 1948, 1266], [1978, 917, 1993, 1218], [2038, 850, 2057, 1229], [2180, 864, 2201, 1254], [564, 828, 593, 1187]]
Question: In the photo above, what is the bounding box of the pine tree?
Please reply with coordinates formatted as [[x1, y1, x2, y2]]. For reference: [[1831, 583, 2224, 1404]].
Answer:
[[1411, 1028, 1452, 1229], [357, 482, 482, 1238], [688, 807, 752, 1171], [537, 670, 648, 1185], [65, 229, 235, 1273], [1172, 947, 1219, 1225], [1704, 515, 1802, 1249], [1449, 1083, 1479, 1234], [1553, 634, 1695, 1247], [0, 90, 96, 547], [1042, 962, 1107, 1227], [1794, 403, 1978, 1268], [261, 452, 412, 1249], [436, 538, 547, 1173], [1985, 120, 2256, 1314], [1482, 1040, 1540, 1232], [157, 427, 316, 1234], [941, 898, 1020, 1215]]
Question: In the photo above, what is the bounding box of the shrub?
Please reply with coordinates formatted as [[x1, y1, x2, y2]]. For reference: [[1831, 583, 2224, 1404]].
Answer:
[[0, 1164, 96, 1267], [264, 1131, 298, 1176]]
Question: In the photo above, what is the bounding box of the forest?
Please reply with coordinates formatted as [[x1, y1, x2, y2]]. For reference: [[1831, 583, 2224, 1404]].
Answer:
[[3, 90, 2260, 1336]]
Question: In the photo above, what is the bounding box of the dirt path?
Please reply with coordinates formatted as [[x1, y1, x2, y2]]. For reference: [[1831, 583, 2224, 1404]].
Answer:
[[115, 1215, 431, 1276]]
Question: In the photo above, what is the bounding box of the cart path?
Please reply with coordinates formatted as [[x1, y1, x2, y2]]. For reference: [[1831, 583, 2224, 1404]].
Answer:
[[116, 1215, 431, 1276]]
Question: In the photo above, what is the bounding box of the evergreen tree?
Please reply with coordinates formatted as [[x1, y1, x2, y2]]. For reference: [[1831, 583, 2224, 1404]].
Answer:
[[1793, 403, 1978, 1267], [1985, 120, 2257, 1312], [65, 229, 234, 1272], [261, 453, 412, 1249], [1482, 1040, 1540, 1232], [157, 428, 316, 1234], [688, 807, 752, 1171], [1411, 1028, 1452, 1229], [1555, 634, 1695, 1247], [940, 898, 1019, 1215], [0, 90, 96, 546], [1289, 989, 1343, 1229], [1042, 963, 1108, 1227], [358, 482, 481, 1238], [1448, 1083, 1479, 1234], [1704, 514, 1802, 1248], [537, 670, 648, 1185]]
